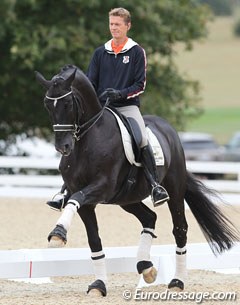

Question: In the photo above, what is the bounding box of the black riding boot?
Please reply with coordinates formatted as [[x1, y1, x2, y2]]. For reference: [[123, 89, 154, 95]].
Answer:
[[141, 145, 169, 207], [46, 184, 70, 211]]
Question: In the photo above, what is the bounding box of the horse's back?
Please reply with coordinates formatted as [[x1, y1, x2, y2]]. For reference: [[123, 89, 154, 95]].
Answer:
[[143, 114, 185, 169], [143, 114, 182, 149]]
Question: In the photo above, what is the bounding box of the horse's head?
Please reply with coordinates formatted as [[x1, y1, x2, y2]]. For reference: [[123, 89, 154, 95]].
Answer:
[[36, 68, 78, 156]]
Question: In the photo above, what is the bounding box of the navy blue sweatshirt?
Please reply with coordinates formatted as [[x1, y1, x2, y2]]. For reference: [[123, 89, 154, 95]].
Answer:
[[87, 38, 147, 107]]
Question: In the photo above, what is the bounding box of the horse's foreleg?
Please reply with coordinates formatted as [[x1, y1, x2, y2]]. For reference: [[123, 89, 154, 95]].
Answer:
[[87, 252, 107, 297], [78, 205, 107, 297], [121, 203, 157, 283], [48, 200, 80, 247], [48, 189, 91, 247]]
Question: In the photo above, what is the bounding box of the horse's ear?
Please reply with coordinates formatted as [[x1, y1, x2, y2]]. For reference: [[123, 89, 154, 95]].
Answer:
[[35, 71, 52, 89], [63, 68, 77, 89]]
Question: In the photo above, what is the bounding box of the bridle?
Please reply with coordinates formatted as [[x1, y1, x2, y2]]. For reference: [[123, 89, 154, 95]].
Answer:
[[45, 90, 109, 141], [46, 91, 75, 132]]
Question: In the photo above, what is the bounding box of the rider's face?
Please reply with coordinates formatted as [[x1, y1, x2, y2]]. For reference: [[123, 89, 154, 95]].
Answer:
[[109, 16, 130, 41]]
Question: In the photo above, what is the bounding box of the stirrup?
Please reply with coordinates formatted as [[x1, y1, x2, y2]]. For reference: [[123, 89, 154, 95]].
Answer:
[[151, 185, 169, 207], [48, 192, 66, 212]]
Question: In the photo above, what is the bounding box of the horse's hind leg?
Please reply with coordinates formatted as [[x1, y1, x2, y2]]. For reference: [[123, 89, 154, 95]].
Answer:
[[167, 195, 188, 290], [121, 202, 158, 283]]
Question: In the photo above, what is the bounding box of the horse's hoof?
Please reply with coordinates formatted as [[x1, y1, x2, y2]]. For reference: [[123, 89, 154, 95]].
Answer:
[[47, 224, 67, 248], [87, 279, 107, 297], [48, 236, 66, 248], [168, 278, 184, 290], [142, 266, 157, 283], [87, 288, 103, 297]]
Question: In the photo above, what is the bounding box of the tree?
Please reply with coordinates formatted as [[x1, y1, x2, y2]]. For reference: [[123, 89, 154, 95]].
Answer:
[[0, 0, 211, 141]]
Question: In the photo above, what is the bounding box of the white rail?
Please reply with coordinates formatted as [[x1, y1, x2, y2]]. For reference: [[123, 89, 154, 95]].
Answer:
[[0, 157, 240, 199], [0, 156, 59, 170], [0, 243, 239, 284]]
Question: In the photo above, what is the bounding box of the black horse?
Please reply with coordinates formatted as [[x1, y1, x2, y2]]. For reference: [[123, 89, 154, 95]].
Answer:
[[36, 64, 239, 296]]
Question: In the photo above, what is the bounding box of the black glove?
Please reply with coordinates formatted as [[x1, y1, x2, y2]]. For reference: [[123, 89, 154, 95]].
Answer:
[[102, 88, 123, 101]]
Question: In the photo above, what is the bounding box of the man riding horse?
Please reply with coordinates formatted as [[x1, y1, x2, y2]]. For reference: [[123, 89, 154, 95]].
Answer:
[[36, 7, 239, 297], [48, 7, 169, 210]]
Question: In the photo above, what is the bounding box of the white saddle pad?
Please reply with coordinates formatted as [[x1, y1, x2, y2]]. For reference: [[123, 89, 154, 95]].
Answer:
[[107, 108, 164, 167]]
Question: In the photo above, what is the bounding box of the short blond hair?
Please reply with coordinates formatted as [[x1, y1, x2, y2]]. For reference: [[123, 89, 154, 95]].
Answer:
[[109, 7, 131, 24]]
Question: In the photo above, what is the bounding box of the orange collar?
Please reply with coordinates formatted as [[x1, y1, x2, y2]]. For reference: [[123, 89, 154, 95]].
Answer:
[[111, 38, 128, 54]]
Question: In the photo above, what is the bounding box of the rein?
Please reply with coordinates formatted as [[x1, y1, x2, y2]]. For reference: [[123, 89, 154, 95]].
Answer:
[[45, 90, 110, 141], [74, 93, 110, 140]]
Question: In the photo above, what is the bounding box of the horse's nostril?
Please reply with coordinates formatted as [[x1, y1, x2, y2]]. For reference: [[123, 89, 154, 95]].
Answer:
[[64, 144, 70, 153], [55, 145, 70, 156], [56, 147, 63, 154]]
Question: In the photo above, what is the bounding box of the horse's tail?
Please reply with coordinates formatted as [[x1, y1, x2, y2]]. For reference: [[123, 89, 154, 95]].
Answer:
[[185, 171, 239, 255]]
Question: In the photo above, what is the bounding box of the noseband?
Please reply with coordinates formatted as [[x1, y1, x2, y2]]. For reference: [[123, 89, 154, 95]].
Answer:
[[45, 90, 109, 141]]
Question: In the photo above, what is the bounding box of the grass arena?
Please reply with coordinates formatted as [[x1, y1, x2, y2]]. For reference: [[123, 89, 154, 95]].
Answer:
[[0, 197, 239, 305]]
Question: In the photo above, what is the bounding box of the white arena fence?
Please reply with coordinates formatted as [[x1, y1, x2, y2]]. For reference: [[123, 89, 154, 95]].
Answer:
[[0, 157, 239, 283], [0, 156, 239, 204], [0, 243, 239, 284]]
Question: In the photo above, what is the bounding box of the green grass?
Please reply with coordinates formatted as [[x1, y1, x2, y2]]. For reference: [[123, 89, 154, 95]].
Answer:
[[186, 107, 240, 144], [174, 17, 240, 144]]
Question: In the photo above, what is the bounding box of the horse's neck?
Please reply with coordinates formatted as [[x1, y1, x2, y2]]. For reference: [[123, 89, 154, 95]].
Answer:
[[75, 74, 102, 122]]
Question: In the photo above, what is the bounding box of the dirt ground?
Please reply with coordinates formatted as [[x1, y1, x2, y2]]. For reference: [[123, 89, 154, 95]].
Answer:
[[0, 197, 239, 305]]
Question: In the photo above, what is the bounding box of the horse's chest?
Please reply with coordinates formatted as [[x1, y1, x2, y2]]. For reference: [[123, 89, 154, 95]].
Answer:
[[59, 156, 83, 182]]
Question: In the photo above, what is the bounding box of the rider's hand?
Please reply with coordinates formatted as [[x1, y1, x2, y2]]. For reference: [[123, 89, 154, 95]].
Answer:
[[102, 88, 123, 101]]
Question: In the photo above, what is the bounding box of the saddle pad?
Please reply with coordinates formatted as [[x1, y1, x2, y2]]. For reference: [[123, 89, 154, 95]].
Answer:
[[107, 108, 164, 167]]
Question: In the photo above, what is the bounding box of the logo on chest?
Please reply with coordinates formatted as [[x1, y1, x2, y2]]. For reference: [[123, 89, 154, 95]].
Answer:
[[122, 56, 130, 64]]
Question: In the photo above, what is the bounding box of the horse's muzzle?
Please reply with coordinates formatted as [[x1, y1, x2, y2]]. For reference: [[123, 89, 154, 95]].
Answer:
[[55, 132, 74, 156], [55, 144, 72, 156]]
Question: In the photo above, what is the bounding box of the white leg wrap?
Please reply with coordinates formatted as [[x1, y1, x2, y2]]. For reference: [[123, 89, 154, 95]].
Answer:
[[174, 246, 187, 282], [137, 228, 155, 262], [91, 251, 107, 284], [56, 202, 78, 231]]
